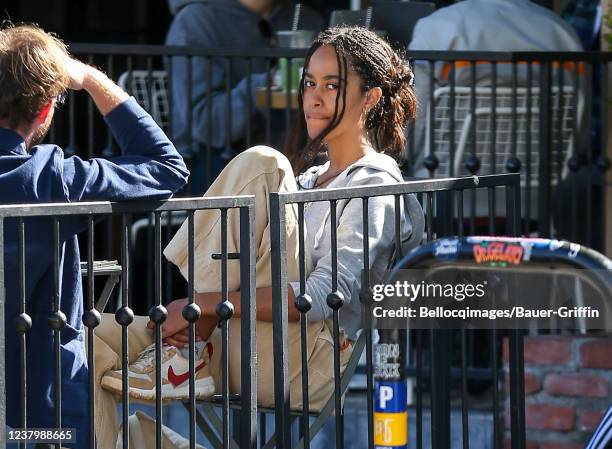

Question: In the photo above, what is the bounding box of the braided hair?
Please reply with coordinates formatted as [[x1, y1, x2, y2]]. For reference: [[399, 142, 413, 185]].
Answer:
[[285, 26, 417, 174]]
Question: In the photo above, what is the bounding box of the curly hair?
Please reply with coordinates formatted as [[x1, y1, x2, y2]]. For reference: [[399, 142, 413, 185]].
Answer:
[[285, 26, 417, 174], [0, 23, 70, 130]]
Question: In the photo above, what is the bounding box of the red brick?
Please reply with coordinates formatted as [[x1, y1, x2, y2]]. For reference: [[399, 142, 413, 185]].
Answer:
[[525, 373, 542, 395], [580, 340, 612, 369], [524, 337, 572, 365], [578, 409, 605, 431], [504, 438, 538, 449], [503, 338, 509, 363], [525, 404, 575, 431], [503, 372, 542, 396], [504, 337, 573, 365], [540, 443, 583, 449], [544, 374, 610, 398]]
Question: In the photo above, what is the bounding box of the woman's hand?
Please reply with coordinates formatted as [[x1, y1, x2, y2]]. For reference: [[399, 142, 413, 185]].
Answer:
[[147, 298, 190, 342], [147, 297, 213, 347], [147, 292, 229, 346], [163, 326, 204, 348]]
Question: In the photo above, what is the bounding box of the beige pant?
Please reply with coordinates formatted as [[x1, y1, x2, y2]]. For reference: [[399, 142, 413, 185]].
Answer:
[[94, 146, 352, 448]]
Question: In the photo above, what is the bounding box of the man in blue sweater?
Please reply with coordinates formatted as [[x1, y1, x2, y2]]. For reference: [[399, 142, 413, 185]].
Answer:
[[0, 24, 189, 447]]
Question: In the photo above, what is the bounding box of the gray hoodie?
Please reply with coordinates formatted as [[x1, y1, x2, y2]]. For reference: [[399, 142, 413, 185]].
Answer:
[[165, 0, 324, 158], [292, 151, 425, 339]]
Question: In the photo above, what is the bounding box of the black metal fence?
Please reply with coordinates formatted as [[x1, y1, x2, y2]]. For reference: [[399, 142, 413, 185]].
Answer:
[[51, 45, 612, 255], [268, 173, 522, 449], [4, 42, 609, 448], [43, 45, 612, 315], [1, 173, 609, 448], [406, 50, 611, 253], [60, 45, 311, 195], [0, 173, 520, 448], [0, 196, 256, 449]]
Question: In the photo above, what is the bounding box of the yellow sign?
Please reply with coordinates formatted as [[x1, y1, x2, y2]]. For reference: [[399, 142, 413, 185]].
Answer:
[[374, 411, 408, 447]]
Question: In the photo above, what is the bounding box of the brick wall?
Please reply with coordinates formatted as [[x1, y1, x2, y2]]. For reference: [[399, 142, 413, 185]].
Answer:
[[503, 335, 612, 449]]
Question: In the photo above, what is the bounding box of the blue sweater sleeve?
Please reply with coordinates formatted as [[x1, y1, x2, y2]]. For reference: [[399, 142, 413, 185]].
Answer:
[[61, 97, 189, 201]]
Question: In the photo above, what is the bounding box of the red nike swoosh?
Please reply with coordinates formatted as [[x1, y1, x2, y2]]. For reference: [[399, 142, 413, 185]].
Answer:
[[168, 361, 206, 387]]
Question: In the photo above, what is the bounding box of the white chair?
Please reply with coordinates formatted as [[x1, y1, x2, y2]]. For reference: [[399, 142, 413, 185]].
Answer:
[[425, 85, 584, 187], [80, 260, 122, 312], [117, 70, 169, 132]]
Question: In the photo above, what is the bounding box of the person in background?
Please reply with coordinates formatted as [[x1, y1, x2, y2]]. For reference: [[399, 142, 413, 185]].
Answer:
[[406, 0, 583, 178], [405, 1, 585, 389], [166, 0, 324, 193], [554, 0, 604, 250], [0, 23, 189, 448]]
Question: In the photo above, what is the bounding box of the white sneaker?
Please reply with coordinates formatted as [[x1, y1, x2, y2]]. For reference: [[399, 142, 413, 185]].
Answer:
[[101, 341, 215, 401]]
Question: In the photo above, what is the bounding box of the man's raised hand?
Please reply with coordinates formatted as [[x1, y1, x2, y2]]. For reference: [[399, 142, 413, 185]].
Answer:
[[62, 56, 128, 115], [64, 57, 90, 91]]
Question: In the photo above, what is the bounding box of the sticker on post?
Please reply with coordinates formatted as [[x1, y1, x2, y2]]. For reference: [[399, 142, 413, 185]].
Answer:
[[433, 238, 461, 260]]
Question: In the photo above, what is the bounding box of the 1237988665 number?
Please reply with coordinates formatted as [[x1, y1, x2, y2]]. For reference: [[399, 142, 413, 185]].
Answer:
[[7, 428, 76, 444]]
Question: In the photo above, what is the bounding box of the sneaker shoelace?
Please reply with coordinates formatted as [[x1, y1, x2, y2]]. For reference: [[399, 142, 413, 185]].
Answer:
[[131, 343, 176, 373]]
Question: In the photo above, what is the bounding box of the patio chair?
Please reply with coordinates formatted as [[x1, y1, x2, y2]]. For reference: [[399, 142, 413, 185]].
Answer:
[[117, 70, 169, 131], [424, 84, 584, 224], [425, 85, 584, 186], [115, 71, 178, 309], [80, 260, 122, 312]]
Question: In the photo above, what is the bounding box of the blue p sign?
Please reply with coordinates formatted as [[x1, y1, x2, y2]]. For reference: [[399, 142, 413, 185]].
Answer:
[[379, 385, 394, 409], [374, 381, 408, 448]]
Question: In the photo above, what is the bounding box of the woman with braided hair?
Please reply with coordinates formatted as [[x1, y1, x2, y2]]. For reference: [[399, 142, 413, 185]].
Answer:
[[286, 26, 417, 177], [96, 27, 424, 444]]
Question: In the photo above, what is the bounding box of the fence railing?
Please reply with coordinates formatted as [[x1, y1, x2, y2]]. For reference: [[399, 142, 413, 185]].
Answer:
[[269, 173, 523, 449], [0, 196, 256, 448], [0, 173, 521, 449], [406, 50, 611, 254], [2, 173, 609, 448]]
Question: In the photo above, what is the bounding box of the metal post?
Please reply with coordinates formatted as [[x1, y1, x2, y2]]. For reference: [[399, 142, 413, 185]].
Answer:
[[362, 198, 375, 449], [240, 205, 257, 449], [374, 329, 408, 449], [508, 174, 525, 449], [430, 330, 451, 449], [269, 193, 291, 448], [0, 218, 5, 449], [538, 62, 552, 237], [508, 331, 526, 449]]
